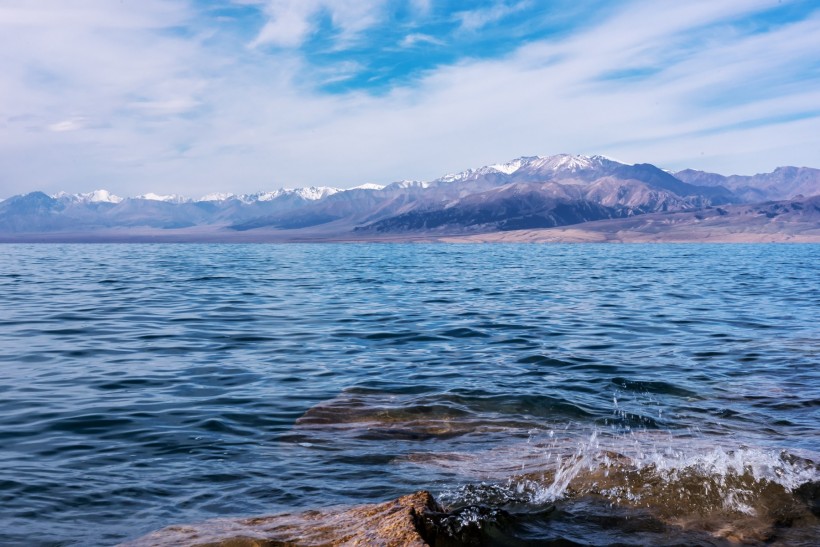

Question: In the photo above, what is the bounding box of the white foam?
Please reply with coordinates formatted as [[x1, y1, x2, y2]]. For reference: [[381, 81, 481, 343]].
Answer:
[[433, 429, 819, 510]]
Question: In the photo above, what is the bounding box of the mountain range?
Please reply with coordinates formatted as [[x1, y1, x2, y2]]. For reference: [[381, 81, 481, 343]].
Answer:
[[1, 154, 818, 242]]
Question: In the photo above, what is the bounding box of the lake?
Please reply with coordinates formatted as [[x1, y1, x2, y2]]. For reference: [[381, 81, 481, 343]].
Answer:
[[0, 244, 818, 545]]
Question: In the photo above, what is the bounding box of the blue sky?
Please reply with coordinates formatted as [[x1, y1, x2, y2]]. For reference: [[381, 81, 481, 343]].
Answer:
[[1, 0, 818, 198]]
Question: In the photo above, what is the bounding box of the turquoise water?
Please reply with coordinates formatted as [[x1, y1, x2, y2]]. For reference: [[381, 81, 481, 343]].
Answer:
[[0, 244, 818, 545]]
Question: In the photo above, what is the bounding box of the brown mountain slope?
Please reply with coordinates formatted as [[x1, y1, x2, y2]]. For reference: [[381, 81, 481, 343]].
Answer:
[[438, 195, 820, 243]]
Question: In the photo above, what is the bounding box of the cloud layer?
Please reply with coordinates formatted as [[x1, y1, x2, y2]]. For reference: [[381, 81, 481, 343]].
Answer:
[[1, 0, 818, 197]]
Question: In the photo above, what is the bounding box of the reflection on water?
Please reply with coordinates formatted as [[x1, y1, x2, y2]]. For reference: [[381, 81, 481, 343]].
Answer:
[[0, 243, 817, 545]]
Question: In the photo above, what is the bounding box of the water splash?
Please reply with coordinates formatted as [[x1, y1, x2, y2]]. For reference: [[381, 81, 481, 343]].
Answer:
[[531, 430, 602, 504], [439, 430, 818, 520]]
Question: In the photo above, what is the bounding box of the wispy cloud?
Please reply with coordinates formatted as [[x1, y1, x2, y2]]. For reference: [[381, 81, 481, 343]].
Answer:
[[410, 0, 432, 16], [127, 98, 202, 116], [47, 117, 85, 133], [455, 1, 532, 32], [313, 61, 366, 85], [247, 0, 387, 49], [400, 33, 444, 48]]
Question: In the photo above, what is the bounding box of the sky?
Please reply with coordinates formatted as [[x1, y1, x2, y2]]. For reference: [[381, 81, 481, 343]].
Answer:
[[1, 0, 819, 198]]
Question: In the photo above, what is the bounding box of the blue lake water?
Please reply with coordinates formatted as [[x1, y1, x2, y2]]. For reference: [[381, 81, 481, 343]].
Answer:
[[0, 243, 818, 545]]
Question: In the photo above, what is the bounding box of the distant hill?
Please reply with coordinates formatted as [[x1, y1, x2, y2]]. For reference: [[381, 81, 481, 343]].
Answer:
[[674, 166, 820, 203], [1, 154, 818, 242]]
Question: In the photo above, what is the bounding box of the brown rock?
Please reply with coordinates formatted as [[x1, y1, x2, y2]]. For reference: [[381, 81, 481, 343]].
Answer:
[[123, 491, 441, 547]]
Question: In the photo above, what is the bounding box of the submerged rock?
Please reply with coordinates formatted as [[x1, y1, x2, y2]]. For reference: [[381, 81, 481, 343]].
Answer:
[[286, 390, 536, 443]]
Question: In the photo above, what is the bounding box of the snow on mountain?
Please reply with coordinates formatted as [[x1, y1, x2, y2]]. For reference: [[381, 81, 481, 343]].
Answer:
[[242, 190, 286, 203], [135, 193, 190, 203], [437, 154, 615, 184], [52, 189, 124, 204], [385, 180, 428, 190], [189, 185, 388, 203], [530, 154, 606, 172], [42, 183, 410, 206], [295, 186, 340, 200], [243, 187, 341, 202], [509, 154, 617, 175], [348, 183, 385, 191], [438, 165, 503, 183], [197, 192, 236, 202], [84, 189, 123, 203], [488, 158, 527, 175]]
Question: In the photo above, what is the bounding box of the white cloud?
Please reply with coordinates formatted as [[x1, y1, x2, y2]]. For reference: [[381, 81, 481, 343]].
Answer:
[[248, 0, 386, 49], [248, 0, 316, 48], [410, 0, 432, 15], [456, 1, 531, 32], [314, 61, 366, 85], [127, 98, 202, 116], [47, 117, 86, 132], [0, 0, 187, 29], [0, 1, 203, 125], [400, 33, 444, 48]]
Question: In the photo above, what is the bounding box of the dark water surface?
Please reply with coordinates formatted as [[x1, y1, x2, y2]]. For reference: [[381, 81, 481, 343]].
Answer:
[[0, 244, 818, 545]]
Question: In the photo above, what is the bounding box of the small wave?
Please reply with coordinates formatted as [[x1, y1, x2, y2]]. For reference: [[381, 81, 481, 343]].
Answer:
[[440, 327, 490, 339], [611, 376, 698, 398], [434, 433, 819, 543]]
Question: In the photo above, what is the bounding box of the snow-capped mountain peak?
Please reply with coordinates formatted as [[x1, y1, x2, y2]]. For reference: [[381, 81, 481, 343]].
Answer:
[[246, 189, 287, 202], [82, 189, 123, 203], [385, 180, 428, 190], [436, 154, 620, 184], [295, 186, 341, 200], [348, 183, 385, 191], [197, 192, 236, 202], [487, 157, 532, 175], [438, 165, 502, 183], [239, 186, 341, 203], [525, 153, 612, 172], [135, 193, 190, 203], [52, 189, 124, 204]]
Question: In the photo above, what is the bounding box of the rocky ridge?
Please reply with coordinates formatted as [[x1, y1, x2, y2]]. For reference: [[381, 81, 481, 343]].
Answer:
[[1, 154, 817, 240]]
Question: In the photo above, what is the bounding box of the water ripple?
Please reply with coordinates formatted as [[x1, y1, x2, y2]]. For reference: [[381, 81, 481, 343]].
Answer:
[[0, 243, 817, 545]]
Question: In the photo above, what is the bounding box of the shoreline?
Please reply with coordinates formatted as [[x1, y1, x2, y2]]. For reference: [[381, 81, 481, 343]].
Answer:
[[2, 229, 819, 244], [3, 207, 818, 244]]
